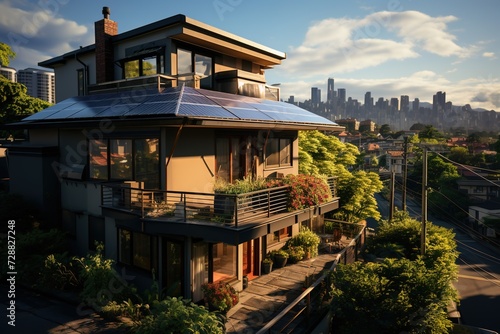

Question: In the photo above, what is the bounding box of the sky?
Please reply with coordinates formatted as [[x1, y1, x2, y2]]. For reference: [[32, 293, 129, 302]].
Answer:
[[2, 0, 500, 111]]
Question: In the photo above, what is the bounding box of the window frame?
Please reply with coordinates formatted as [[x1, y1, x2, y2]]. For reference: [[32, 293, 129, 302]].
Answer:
[[118, 228, 158, 272], [265, 137, 292, 169], [176, 46, 213, 89], [122, 49, 165, 79]]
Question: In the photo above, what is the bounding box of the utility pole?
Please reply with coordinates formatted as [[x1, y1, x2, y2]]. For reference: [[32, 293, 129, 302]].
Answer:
[[421, 147, 428, 256], [402, 136, 409, 212], [389, 169, 395, 221]]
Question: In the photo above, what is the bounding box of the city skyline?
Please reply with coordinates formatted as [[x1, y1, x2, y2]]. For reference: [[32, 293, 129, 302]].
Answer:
[[2, 0, 499, 111]]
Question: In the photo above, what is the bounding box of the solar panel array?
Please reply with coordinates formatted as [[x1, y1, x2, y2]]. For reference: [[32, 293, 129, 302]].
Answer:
[[23, 85, 338, 126]]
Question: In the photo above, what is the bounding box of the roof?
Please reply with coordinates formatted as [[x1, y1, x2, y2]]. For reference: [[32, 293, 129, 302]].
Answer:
[[39, 14, 286, 69], [19, 85, 343, 131]]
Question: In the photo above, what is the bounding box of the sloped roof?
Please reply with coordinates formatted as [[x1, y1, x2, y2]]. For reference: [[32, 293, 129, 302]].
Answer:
[[20, 86, 343, 130]]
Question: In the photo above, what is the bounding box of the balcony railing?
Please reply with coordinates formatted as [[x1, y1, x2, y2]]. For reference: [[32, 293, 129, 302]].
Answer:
[[101, 176, 338, 228]]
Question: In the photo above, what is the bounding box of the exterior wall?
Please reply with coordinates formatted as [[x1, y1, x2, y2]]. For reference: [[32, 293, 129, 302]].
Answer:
[[28, 128, 59, 146], [166, 127, 216, 193], [53, 52, 95, 102]]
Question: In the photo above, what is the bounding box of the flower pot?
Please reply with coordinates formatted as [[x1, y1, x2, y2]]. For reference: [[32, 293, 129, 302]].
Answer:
[[273, 254, 288, 268], [262, 261, 273, 274]]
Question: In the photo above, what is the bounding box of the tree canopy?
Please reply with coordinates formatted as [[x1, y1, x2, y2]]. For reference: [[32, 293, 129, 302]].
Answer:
[[0, 42, 16, 66], [298, 130, 383, 222]]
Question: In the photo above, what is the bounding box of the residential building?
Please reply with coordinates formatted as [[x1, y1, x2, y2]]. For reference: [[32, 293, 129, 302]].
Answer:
[[17, 67, 56, 104], [6, 8, 343, 301], [0, 65, 16, 82]]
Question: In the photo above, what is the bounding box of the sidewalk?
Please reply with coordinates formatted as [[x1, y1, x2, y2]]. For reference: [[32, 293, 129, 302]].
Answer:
[[226, 249, 344, 333]]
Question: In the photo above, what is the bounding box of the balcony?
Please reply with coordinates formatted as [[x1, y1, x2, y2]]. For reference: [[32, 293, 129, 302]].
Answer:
[[101, 177, 338, 229]]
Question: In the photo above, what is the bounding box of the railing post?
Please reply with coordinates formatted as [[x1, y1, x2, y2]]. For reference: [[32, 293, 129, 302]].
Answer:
[[183, 193, 187, 222], [267, 189, 271, 217], [141, 189, 145, 218], [234, 195, 238, 227], [306, 291, 311, 323]]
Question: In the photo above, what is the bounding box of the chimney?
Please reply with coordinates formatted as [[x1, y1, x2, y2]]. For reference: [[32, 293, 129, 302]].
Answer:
[[94, 6, 117, 84]]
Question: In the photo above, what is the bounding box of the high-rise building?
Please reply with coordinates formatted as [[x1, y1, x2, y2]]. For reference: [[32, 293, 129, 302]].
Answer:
[[337, 88, 346, 104], [364, 91, 373, 111], [0, 65, 16, 82], [400, 95, 409, 112], [412, 98, 420, 111], [390, 97, 399, 112], [17, 68, 55, 104], [327, 78, 334, 104], [311, 87, 321, 108], [433, 91, 446, 112]]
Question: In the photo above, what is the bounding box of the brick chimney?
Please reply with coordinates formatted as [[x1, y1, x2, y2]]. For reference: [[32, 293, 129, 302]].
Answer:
[[94, 6, 117, 84]]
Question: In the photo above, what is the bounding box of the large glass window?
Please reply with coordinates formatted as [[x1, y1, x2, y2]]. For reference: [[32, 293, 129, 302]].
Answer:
[[124, 53, 164, 79], [110, 139, 133, 180], [265, 138, 291, 168], [89, 139, 108, 180], [177, 48, 213, 89], [119, 229, 158, 271], [89, 137, 160, 188], [212, 243, 236, 282]]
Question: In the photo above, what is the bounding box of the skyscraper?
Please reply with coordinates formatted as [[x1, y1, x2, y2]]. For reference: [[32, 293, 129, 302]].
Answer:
[[364, 91, 373, 111], [400, 95, 409, 112], [337, 88, 346, 104], [311, 87, 321, 108], [17, 68, 55, 104], [327, 78, 334, 104], [433, 91, 446, 112], [412, 98, 420, 111]]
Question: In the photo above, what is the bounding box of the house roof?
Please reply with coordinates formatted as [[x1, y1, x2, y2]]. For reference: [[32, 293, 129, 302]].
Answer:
[[19, 85, 343, 131]]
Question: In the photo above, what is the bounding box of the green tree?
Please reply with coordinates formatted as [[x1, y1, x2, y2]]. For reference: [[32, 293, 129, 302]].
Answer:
[[330, 212, 458, 333], [419, 125, 441, 140], [379, 124, 392, 137], [0, 42, 16, 66], [298, 130, 383, 222]]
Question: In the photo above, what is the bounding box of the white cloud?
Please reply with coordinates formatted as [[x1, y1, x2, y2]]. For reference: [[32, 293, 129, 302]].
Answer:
[[0, 1, 92, 69], [483, 52, 495, 58], [281, 10, 472, 77]]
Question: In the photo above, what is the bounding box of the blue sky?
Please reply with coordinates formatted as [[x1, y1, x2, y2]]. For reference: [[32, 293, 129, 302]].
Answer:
[[2, 0, 500, 111]]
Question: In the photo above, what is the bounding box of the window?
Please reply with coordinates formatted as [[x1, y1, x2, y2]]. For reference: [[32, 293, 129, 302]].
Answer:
[[89, 137, 160, 188], [265, 138, 291, 168], [119, 229, 158, 271], [273, 227, 292, 242], [123, 53, 164, 79], [177, 48, 213, 89], [88, 216, 105, 251], [212, 243, 236, 282]]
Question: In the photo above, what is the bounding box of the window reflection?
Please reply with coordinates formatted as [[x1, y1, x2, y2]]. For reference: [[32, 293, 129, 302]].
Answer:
[[110, 139, 133, 180], [212, 243, 236, 282]]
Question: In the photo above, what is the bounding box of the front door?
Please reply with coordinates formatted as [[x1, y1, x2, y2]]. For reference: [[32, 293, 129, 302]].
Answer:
[[162, 238, 184, 297], [242, 238, 260, 280]]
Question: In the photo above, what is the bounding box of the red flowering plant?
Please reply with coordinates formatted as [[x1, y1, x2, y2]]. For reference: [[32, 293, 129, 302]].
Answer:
[[267, 174, 332, 211], [201, 282, 239, 313]]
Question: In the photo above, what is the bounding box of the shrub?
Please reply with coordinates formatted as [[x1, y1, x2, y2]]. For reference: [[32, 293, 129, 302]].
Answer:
[[38, 253, 80, 291], [74, 243, 137, 311], [131, 297, 225, 334], [285, 227, 321, 257], [285, 245, 305, 264], [201, 282, 239, 314], [267, 174, 332, 210]]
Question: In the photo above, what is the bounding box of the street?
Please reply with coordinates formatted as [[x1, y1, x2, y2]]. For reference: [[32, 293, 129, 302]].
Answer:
[[374, 192, 500, 332]]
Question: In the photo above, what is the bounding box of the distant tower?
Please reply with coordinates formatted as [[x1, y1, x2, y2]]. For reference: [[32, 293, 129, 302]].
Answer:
[[327, 78, 334, 104], [311, 87, 321, 108], [364, 91, 372, 111], [337, 88, 346, 104], [400, 95, 409, 112], [17, 67, 55, 104], [412, 98, 420, 111], [433, 91, 446, 112], [0, 65, 16, 82], [390, 97, 399, 112]]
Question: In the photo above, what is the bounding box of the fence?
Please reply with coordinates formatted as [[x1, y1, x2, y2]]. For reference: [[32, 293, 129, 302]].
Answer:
[[256, 221, 367, 334]]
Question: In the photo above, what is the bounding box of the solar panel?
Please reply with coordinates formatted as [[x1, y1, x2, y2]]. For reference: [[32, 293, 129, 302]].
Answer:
[[20, 85, 339, 127]]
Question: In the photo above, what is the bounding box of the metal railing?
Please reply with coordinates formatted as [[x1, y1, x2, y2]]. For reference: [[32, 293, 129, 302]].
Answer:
[[101, 183, 292, 227], [256, 221, 367, 334]]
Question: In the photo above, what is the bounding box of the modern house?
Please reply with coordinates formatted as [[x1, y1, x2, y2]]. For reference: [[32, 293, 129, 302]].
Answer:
[[7, 8, 343, 301]]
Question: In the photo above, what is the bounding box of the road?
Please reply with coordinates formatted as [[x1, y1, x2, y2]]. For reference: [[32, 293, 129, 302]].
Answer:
[[373, 193, 500, 332]]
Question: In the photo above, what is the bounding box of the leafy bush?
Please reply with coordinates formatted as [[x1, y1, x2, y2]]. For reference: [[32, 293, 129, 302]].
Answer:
[[285, 227, 321, 257], [0, 228, 68, 284], [74, 243, 137, 311], [201, 282, 239, 314], [267, 174, 332, 210], [213, 176, 268, 194], [285, 245, 305, 264], [131, 297, 225, 334], [38, 253, 80, 291]]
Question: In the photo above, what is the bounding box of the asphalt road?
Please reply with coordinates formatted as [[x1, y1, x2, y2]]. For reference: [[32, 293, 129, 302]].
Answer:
[[375, 192, 500, 332]]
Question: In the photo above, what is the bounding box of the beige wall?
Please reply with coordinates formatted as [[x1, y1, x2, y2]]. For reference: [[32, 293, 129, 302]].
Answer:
[[53, 52, 95, 102], [166, 127, 216, 193]]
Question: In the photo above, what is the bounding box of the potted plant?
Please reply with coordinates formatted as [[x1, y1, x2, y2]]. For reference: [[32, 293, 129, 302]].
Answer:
[[271, 249, 289, 268], [201, 282, 239, 314], [285, 245, 305, 264], [285, 227, 321, 259], [261, 256, 273, 274]]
